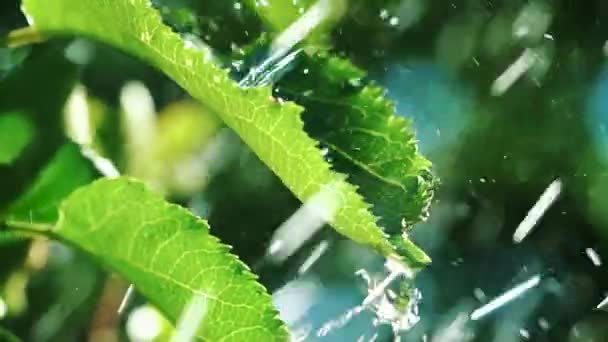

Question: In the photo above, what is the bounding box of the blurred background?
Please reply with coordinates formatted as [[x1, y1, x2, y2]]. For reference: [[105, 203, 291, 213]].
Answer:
[[2, 0, 608, 341]]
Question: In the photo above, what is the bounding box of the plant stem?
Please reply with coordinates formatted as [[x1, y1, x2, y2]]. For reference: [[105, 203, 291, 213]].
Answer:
[[2, 27, 45, 48]]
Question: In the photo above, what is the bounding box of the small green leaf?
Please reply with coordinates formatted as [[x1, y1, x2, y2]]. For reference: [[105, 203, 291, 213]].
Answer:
[[13, 177, 288, 341], [22, 0, 414, 262], [6, 143, 97, 225], [0, 112, 34, 165]]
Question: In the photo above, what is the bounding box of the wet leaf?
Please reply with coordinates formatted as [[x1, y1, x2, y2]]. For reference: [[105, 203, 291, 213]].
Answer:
[[8, 178, 288, 341], [240, 2, 435, 263], [278, 54, 436, 238], [0, 112, 34, 165], [21, 0, 429, 265]]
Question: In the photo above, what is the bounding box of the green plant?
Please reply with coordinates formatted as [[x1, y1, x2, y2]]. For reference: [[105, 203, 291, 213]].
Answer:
[[0, 0, 434, 340]]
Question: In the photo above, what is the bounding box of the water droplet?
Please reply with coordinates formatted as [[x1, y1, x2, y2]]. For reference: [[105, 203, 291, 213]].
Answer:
[[320, 145, 330, 157], [379, 9, 389, 20]]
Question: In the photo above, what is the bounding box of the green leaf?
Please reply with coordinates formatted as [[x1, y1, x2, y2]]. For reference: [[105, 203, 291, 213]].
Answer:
[[238, 1, 436, 262], [10, 178, 288, 341], [6, 143, 97, 225], [277, 54, 436, 236], [21, 0, 423, 263], [0, 112, 34, 165]]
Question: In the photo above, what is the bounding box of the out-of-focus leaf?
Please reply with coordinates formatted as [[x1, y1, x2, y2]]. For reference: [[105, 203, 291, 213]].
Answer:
[[150, 101, 222, 196], [0, 45, 78, 207], [0, 113, 34, 165], [21, 0, 429, 266], [26, 247, 104, 342], [8, 178, 288, 341], [242, 0, 345, 47], [6, 143, 97, 225], [0, 326, 21, 342], [155, 101, 221, 161], [0, 231, 34, 245], [0, 47, 30, 79]]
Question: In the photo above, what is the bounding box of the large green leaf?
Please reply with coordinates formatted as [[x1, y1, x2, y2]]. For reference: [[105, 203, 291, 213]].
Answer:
[[21, 0, 429, 264], [7, 178, 287, 341], [240, 0, 435, 257], [0, 112, 34, 165]]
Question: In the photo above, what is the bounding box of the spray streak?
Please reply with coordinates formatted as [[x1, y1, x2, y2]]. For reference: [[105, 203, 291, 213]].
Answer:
[[266, 184, 341, 264], [171, 295, 208, 342], [596, 295, 608, 310], [513, 179, 562, 243], [298, 240, 330, 274], [585, 247, 602, 266], [470, 275, 542, 321], [491, 48, 538, 96], [239, 0, 334, 88], [117, 284, 135, 315]]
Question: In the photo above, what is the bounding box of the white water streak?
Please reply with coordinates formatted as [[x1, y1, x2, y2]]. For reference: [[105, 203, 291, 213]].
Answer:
[[491, 48, 538, 96], [270, 0, 332, 58], [117, 284, 135, 315], [513, 179, 562, 243], [585, 248, 602, 266], [297, 240, 330, 274], [266, 184, 341, 263], [171, 295, 208, 342], [470, 275, 542, 321], [239, 0, 333, 88]]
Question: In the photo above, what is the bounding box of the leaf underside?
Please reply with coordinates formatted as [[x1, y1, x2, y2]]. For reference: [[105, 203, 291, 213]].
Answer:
[[21, 0, 429, 265]]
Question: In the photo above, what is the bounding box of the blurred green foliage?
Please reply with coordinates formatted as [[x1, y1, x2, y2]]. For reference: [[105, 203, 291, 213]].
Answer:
[[0, 0, 608, 340]]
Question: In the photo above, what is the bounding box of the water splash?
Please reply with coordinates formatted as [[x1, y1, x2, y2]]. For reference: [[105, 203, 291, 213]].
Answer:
[[238, 48, 302, 88], [317, 257, 422, 338]]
